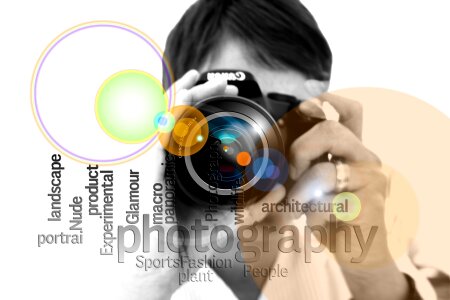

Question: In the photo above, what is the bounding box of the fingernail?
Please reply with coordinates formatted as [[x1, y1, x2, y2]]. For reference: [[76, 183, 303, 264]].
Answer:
[[299, 100, 325, 119], [311, 98, 322, 107], [207, 77, 226, 87], [186, 69, 199, 78], [224, 85, 239, 95]]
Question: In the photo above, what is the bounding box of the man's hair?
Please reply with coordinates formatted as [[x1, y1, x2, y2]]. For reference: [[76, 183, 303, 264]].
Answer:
[[163, 0, 332, 88]]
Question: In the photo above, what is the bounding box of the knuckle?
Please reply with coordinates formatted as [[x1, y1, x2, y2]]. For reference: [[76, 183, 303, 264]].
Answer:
[[364, 169, 388, 197], [357, 150, 382, 166], [375, 172, 389, 193], [370, 168, 386, 182], [368, 151, 382, 166], [318, 120, 342, 135], [349, 100, 363, 115]]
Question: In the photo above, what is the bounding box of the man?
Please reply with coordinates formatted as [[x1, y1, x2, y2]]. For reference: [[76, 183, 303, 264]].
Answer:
[[151, 0, 435, 299]]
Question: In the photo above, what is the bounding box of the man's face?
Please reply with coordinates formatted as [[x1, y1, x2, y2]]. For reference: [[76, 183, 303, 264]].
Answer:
[[199, 38, 315, 101], [179, 38, 326, 260]]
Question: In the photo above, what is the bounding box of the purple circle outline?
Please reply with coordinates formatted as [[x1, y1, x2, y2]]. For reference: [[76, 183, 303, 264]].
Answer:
[[34, 22, 173, 163]]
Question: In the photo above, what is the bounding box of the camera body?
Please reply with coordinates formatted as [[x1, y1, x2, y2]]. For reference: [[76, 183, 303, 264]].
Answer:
[[170, 70, 324, 209]]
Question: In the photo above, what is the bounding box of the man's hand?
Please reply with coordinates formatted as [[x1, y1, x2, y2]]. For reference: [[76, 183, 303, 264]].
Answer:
[[169, 69, 238, 105], [286, 93, 409, 300]]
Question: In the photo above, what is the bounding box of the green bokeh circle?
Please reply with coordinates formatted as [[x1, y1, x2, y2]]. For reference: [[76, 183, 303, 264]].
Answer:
[[95, 70, 167, 143], [332, 192, 362, 222]]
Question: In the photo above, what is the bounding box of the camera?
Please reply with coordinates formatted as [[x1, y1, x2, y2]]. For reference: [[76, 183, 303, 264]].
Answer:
[[166, 70, 325, 209]]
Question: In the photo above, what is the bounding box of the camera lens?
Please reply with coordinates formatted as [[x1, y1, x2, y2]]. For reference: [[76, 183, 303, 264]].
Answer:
[[186, 112, 267, 192], [174, 96, 285, 207]]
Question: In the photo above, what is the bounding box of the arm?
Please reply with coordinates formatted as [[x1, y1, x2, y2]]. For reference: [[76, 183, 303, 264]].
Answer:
[[287, 93, 411, 299]]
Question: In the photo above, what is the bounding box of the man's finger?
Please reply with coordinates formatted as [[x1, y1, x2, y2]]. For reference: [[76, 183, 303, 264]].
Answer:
[[288, 162, 384, 200], [224, 84, 239, 96], [289, 120, 379, 179], [286, 162, 386, 221], [189, 77, 229, 101], [317, 92, 363, 139], [177, 78, 235, 105], [298, 92, 363, 139], [173, 69, 200, 92], [298, 99, 326, 119]]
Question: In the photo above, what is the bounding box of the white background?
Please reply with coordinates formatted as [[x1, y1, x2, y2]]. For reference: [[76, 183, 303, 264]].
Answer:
[[0, 0, 449, 299]]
